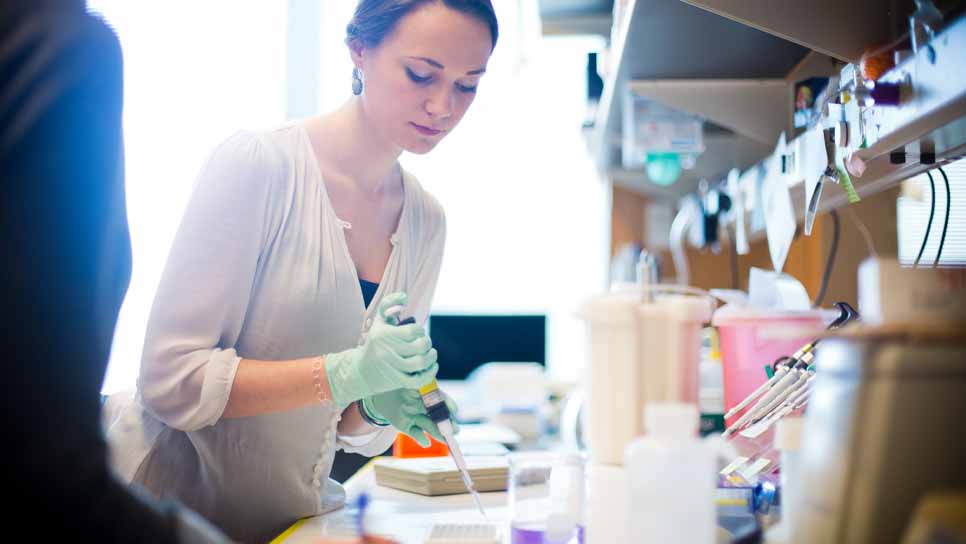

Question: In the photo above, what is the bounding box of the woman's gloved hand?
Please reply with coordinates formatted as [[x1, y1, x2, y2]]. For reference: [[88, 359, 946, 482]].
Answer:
[[362, 388, 460, 447], [325, 293, 438, 408]]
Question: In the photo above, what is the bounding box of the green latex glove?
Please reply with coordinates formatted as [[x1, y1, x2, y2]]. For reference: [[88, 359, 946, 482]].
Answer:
[[325, 292, 438, 408], [363, 388, 460, 447]]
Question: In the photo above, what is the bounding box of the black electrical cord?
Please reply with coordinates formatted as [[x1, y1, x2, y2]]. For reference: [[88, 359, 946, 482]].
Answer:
[[934, 166, 951, 267], [914, 171, 937, 268], [813, 209, 840, 308]]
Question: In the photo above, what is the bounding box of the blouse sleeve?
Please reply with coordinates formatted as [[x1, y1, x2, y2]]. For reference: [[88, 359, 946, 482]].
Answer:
[[137, 131, 285, 431], [335, 425, 396, 455]]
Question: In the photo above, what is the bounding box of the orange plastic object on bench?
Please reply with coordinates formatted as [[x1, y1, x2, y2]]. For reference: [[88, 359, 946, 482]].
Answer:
[[392, 432, 449, 458]]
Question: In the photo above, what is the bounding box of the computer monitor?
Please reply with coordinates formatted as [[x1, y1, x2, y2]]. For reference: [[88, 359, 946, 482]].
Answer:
[[427, 314, 546, 380]]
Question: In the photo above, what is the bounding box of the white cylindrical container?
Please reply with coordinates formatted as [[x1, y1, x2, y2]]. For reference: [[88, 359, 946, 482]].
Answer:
[[578, 290, 642, 465], [625, 403, 715, 544], [639, 294, 713, 408], [580, 286, 713, 466]]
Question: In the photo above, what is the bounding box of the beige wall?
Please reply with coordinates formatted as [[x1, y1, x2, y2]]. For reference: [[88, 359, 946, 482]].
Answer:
[[611, 185, 648, 256], [811, 186, 900, 305], [610, 184, 901, 305]]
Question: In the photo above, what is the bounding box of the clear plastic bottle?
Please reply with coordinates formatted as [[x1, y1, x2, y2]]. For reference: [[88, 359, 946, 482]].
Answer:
[[763, 417, 805, 543], [624, 403, 716, 544]]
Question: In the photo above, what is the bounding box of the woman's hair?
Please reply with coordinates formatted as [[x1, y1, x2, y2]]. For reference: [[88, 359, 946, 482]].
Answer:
[[346, 0, 498, 51]]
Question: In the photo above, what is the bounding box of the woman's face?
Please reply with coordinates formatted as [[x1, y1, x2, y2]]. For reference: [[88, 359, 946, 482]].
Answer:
[[353, 2, 493, 154]]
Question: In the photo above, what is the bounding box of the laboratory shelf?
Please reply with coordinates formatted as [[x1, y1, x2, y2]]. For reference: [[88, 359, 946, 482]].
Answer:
[[681, 0, 897, 63], [746, 15, 966, 237], [610, 131, 771, 201], [588, 0, 810, 193], [590, 0, 964, 229], [627, 79, 790, 147]]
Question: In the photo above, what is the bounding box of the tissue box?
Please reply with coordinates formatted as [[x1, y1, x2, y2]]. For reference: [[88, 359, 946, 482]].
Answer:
[[858, 258, 966, 325]]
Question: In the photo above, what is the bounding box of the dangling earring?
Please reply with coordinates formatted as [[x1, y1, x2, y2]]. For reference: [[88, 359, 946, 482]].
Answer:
[[352, 67, 363, 95]]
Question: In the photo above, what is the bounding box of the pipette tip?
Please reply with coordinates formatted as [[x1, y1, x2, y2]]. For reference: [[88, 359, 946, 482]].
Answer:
[[473, 493, 488, 520], [462, 474, 488, 519]]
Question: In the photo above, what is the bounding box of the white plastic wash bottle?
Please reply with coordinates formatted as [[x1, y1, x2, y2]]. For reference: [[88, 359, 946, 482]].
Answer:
[[624, 402, 715, 544]]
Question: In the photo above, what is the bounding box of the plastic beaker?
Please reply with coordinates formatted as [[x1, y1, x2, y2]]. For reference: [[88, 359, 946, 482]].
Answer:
[[508, 452, 586, 544]]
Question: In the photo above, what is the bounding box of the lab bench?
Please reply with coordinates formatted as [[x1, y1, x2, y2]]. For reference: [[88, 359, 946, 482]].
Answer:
[[271, 460, 747, 543]]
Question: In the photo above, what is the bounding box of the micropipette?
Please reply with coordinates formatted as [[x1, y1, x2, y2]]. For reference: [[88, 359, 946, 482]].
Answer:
[[723, 364, 790, 421], [723, 342, 816, 421], [750, 372, 812, 425], [724, 303, 861, 437], [748, 354, 816, 425], [725, 369, 801, 437], [384, 308, 487, 519], [418, 378, 488, 519]]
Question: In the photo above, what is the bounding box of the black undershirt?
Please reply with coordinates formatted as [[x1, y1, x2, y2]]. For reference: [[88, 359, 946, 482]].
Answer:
[[330, 276, 393, 483]]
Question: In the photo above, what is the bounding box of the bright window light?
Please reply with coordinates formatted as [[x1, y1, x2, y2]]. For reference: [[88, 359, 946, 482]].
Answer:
[[897, 158, 965, 267], [90, 1, 289, 393]]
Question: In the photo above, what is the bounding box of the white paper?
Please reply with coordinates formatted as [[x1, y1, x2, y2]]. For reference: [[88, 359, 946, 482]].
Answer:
[[709, 289, 749, 307], [774, 276, 812, 310], [728, 168, 749, 255], [749, 164, 767, 233], [798, 126, 828, 213], [749, 267, 811, 311], [762, 145, 796, 272]]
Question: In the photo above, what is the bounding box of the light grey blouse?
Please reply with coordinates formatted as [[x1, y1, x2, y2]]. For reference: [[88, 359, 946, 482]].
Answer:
[[106, 123, 446, 542]]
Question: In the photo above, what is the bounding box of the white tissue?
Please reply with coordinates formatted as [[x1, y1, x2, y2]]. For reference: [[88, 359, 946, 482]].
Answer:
[[748, 268, 811, 311]]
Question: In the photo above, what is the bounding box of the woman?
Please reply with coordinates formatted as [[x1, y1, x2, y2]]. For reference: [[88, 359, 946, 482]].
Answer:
[[107, 1, 498, 541]]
